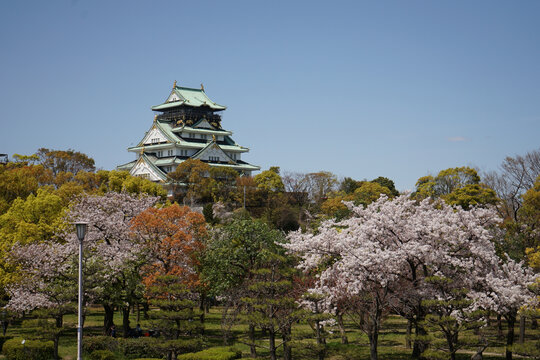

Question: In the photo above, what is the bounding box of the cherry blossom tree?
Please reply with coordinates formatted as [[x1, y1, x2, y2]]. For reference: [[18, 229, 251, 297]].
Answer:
[[7, 192, 158, 336], [286, 195, 537, 360]]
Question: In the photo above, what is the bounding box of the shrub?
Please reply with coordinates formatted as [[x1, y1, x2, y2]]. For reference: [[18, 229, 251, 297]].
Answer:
[[83, 336, 118, 354], [90, 349, 116, 360], [177, 346, 242, 360], [0, 336, 14, 352], [118, 337, 162, 359], [2, 338, 54, 360]]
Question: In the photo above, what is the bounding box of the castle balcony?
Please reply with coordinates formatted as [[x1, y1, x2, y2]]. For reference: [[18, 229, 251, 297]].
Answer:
[[156, 111, 222, 124]]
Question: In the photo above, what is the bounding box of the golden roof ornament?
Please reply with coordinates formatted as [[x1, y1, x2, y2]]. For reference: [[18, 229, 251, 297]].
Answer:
[[212, 134, 216, 142], [200, 83, 205, 91], [153, 114, 157, 122], [173, 80, 177, 89], [140, 146, 145, 155]]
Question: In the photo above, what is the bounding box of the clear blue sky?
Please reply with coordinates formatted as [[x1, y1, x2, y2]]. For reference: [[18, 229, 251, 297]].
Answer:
[[1, 1, 539, 190]]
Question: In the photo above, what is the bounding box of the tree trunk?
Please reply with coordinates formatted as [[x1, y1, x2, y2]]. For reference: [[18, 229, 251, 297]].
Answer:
[[269, 327, 277, 360], [282, 325, 292, 360], [412, 316, 428, 359], [143, 301, 149, 320], [369, 330, 379, 360], [446, 332, 456, 360], [497, 314, 504, 339], [248, 323, 257, 358], [136, 303, 140, 324], [53, 336, 60, 360], [506, 313, 516, 360], [406, 319, 412, 349], [531, 316, 538, 329], [337, 313, 348, 344], [519, 315, 525, 344], [122, 305, 131, 338], [103, 303, 114, 335], [199, 293, 206, 324], [55, 315, 63, 328]]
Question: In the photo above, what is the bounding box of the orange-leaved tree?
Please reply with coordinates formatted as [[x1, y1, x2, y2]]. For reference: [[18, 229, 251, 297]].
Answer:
[[132, 204, 207, 290], [132, 204, 208, 359]]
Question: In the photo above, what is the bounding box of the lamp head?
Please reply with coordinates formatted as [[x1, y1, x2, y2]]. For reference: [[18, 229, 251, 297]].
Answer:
[[74, 222, 88, 242]]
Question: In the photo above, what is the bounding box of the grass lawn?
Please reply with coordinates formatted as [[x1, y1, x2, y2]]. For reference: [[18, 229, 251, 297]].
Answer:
[[0, 305, 537, 359]]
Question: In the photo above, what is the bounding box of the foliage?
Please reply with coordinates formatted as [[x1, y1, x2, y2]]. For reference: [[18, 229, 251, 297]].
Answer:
[[371, 176, 399, 196], [209, 167, 239, 203], [176, 346, 242, 360], [6, 192, 158, 342], [442, 183, 498, 209], [353, 181, 393, 206], [169, 159, 212, 204], [304, 171, 338, 204], [132, 204, 207, 290], [0, 187, 66, 289], [89, 349, 116, 360], [254, 167, 285, 192], [83, 336, 119, 353], [118, 337, 163, 359], [286, 195, 536, 360], [413, 167, 498, 210], [2, 338, 54, 360], [203, 218, 286, 297], [339, 177, 361, 194], [0, 163, 52, 212], [420, 277, 485, 360], [36, 147, 96, 175]]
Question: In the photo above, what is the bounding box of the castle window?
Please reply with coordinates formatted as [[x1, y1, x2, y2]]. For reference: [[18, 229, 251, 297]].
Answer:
[[151, 138, 159, 144], [167, 150, 174, 156], [200, 134, 207, 140], [157, 151, 163, 157], [209, 156, 220, 162]]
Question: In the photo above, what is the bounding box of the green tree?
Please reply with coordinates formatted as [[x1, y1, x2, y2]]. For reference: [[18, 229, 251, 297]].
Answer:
[[203, 219, 286, 353], [339, 177, 361, 194], [242, 251, 300, 360], [254, 167, 285, 192], [413, 167, 497, 209], [304, 171, 338, 205], [145, 275, 203, 360], [353, 182, 393, 206], [421, 277, 485, 360], [371, 176, 399, 196], [442, 183, 498, 209], [169, 159, 212, 204], [209, 167, 239, 202], [36, 148, 96, 176], [0, 187, 65, 289]]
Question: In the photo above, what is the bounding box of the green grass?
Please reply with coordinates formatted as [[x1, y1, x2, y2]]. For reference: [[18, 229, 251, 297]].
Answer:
[[0, 306, 538, 359]]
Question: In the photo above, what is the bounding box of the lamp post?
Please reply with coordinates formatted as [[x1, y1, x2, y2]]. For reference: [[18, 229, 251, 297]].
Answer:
[[75, 222, 87, 360]]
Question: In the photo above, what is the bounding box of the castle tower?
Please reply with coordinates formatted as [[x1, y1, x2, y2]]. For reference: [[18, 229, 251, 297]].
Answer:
[[118, 81, 260, 187]]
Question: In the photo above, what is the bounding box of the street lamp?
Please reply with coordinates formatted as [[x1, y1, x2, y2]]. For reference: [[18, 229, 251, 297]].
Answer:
[[74, 222, 87, 360]]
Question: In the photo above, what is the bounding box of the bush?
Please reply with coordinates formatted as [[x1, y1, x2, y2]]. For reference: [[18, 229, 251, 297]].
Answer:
[[0, 336, 14, 352], [90, 349, 116, 360], [2, 338, 54, 360], [177, 346, 242, 360], [83, 336, 118, 354], [119, 337, 162, 359]]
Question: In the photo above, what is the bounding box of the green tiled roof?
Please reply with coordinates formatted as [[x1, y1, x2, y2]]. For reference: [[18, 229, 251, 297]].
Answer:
[[152, 85, 226, 111]]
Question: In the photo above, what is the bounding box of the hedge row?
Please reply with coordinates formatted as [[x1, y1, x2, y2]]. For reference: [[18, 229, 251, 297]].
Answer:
[[2, 338, 54, 360], [177, 346, 242, 360]]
